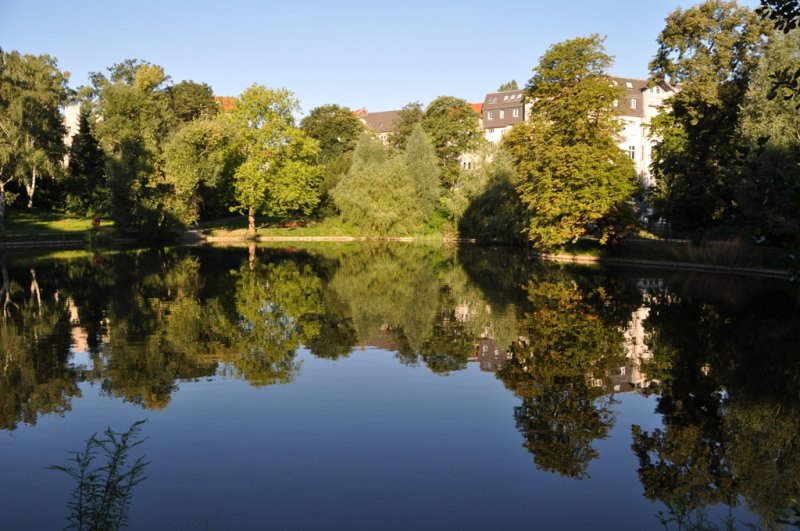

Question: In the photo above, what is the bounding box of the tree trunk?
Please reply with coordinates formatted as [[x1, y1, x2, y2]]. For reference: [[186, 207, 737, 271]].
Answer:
[[0, 185, 5, 232], [30, 268, 41, 311], [248, 208, 256, 236], [1, 256, 10, 317], [26, 167, 36, 209], [248, 242, 256, 272]]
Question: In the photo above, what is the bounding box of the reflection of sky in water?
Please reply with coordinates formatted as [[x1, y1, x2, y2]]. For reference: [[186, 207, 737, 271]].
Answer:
[[68, 348, 93, 370]]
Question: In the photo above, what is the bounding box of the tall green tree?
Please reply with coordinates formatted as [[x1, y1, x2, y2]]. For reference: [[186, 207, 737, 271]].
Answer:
[[300, 104, 363, 163], [167, 80, 217, 124], [163, 116, 238, 225], [649, 0, 767, 233], [505, 34, 637, 248], [498, 80, 519, 91], [299, 104, 364, 219], [331, 133, 423, 234], [738, 30, 800, 242], [64, 108, 107, 215], [388, 101, 424, 151], [229, 85, 321, 235], [89, 60, 183, 234], [421, 96, 483, 187], [0, 49, 70, 227], [403, 123, 441, 221], [757, 1, 800, 107]]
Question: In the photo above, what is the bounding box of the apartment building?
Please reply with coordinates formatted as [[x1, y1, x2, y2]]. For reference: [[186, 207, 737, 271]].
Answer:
[[481, 89, 528, 143], [479, 78, 679, 188], [354, 108, 400, 145]]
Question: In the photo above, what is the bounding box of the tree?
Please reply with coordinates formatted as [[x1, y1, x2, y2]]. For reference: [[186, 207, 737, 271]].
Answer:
[[388, 101, 424, 151], [0, 49, 70, 228], [331, 133, 423, 234], [505, 34, 637, 248], [163, 116, 237, 225], [421, 96, 483, 187], [497, 276, 626, 479], [453, 149, 527, 243], [64, 108, 107, 215], [229, 85, 321, 235], [737, 30, 800, 242], [300, 104, 363, 163], [498, 80, 519, 91], [167, 80, 217, 124], [403, 123, 441, 221], [90, 60, 185, 234], [759, 0, 800, 33], [649, 0, 767, 233], [757, 0, 800, 106]]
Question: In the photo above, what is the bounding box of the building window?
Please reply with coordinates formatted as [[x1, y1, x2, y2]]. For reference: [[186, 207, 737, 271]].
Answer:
[[628, 145, 635, 160], [613, 99, 619, 108], [487, 128, 495, 134], [512, 107, 520, 118], [630, 98, 637, 109], [487, 111, 494, 120], [499, 110, 505, 119]]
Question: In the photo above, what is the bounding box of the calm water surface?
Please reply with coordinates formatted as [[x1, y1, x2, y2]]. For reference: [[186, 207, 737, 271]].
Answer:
[[0, 244, 798, 530]]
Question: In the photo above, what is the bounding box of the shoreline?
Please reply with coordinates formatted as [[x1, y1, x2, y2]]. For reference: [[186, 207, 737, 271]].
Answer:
[[0, 232, 792, 279]]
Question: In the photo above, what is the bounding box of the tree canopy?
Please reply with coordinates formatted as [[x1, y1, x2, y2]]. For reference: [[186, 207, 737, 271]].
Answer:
[[498, 80, 519, 91], [300, 104, 363, 163], [167, 80, 217, 124], [0, 49, 70, 228], [388, 101, 424, 151], [649, 1, 768, 233], [505, 34, 637, 248], [421, 96, 483, 187], [229, 85, 321, 234]]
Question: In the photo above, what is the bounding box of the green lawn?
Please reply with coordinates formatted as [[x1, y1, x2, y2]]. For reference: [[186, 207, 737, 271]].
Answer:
[[0, 209, 115, 242]]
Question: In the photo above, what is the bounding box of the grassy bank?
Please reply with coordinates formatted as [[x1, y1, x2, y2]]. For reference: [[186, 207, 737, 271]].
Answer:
[[0, 209, 116, 245]]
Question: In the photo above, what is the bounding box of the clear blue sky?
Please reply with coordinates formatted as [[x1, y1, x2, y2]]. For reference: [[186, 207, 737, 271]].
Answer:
[[1, 0, 761, 114]]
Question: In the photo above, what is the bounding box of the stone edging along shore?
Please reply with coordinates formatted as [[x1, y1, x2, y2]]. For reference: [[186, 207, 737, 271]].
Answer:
[[2, 232, 791, 280], [536, 252, 790, 279]]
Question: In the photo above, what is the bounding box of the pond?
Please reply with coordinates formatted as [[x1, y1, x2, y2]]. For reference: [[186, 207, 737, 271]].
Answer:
[[0, 243, 798, 530]]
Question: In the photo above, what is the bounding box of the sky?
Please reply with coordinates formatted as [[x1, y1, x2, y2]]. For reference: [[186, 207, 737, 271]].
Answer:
[[1, 0, 762, 115]]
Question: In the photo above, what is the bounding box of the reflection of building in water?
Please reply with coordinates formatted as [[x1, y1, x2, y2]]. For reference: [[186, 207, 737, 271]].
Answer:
[[473, 338, 512, 373], [68, 297, 89, 353], [608, 306, 656, 393], [606, 277, 667, 393]]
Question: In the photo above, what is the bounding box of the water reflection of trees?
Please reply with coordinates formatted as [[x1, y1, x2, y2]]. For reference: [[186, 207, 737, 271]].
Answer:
[[4, 246, 800, 530], [495, 272, 628, 479], [0, 257, 80, 430], [632, 279, 800, 528]]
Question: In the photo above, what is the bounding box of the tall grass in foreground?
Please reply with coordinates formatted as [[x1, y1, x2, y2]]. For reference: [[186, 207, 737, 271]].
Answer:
[[49, 420, 149, 531]]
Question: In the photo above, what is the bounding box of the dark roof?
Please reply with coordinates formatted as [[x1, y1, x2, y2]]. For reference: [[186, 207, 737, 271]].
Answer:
[[483, 89, 525, 110], [482, 89, 526, 129], [610, 77, 648, 118], [361, 110, 400, 133]]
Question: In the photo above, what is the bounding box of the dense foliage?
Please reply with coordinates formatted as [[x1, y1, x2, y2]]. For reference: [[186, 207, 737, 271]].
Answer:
[[4, 0, 800, 245], [505, 35, 638, 248]]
